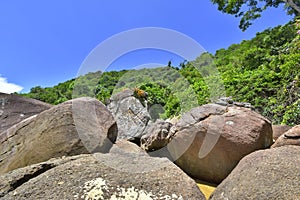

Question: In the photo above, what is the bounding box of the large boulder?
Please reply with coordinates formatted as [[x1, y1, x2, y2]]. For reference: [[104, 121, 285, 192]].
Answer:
[[107, 89, 150, 141], [0, 152, 205, 199], [210, 146, 300, 200], [144, 104, 273, 184], [0, 93, 52, 133], [272, 124, 292, 141], [0, 97, 117, 174], [272, 125, 300, 148]]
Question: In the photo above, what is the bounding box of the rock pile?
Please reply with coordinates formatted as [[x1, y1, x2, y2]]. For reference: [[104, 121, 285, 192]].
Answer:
[[214, 96, 255, 110], [141, 103, 273, 184], [1, 92, 299, 199]]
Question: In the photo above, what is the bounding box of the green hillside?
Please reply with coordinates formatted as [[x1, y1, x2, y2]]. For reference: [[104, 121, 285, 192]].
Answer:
[[22, 19, 300, 125]]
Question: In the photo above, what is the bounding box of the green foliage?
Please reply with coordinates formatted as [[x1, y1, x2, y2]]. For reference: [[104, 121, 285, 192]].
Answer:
[[94, 70, 128, 103], [210, 0, 300, 31], [215, 20, 300, 125], [138, 83, 180, 119], [113, 67, 198, 118], [23, 79, 74, 105], [21, 20, 300, 125]]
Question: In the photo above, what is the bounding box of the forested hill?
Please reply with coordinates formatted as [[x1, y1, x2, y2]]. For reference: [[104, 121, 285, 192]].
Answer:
[[22, 20, 300, 125]]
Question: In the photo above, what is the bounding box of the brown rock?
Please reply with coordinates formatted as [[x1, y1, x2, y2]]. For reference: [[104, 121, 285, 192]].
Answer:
[[109, 139, 147, 155], [141, 119, 175, 152], [209, 146, 300, 200], [167, 104, 272, 184], [0, 93, 52, 133], [272, 125, 300, 148], [272, 124, 292, 141], [0, 97, 117, 174], [0, 154, 89, 198], [0, 152, 205, 200]]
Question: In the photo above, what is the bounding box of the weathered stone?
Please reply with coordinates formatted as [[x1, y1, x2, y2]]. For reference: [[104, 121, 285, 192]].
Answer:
[[272, 124, 292, 141], [0, 154, 89, 198], [0, 93, 52, 133], [141, 119, 175, 152], [109, 139, 147, 155], [0, 152, 205, 200], [107, 89, 150, 141], [215, 97, 255, 110], [272, 125, 300, 148], [167, 104, 272, 184], [0, 97, 117, 174], [210, 146, 300, 200]]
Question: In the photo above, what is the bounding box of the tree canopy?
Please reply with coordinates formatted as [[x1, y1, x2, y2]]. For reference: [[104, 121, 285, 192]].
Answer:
[[210, 0, 300, 31]]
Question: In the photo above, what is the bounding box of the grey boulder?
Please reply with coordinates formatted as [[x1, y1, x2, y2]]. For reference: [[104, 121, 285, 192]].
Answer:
[[107, 89, 150, 141]]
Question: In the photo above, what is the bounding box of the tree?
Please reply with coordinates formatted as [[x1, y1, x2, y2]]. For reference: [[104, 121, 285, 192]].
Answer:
[[167, 60, 172, 68], [210, 0, 300, 31]]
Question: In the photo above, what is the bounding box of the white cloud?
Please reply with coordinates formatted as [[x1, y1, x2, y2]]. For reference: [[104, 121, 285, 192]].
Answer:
[[0, 75, 23, 94]]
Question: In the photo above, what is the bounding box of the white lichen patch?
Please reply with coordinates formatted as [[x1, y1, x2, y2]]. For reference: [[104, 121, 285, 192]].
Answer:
[[110, 187, 153, 200], [81, 177, 182, 200], [83, 178, 107, 200], [225, 121, 234, 126]]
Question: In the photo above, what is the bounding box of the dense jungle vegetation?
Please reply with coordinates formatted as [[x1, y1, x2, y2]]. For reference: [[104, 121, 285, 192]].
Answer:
[[22, 20, 300, 125]]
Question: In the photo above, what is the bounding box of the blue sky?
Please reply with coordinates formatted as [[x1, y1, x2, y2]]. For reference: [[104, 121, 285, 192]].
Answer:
[[0, 0, 293, 93]]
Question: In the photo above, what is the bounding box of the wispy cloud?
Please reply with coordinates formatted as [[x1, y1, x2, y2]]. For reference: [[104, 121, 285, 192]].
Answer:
[[0, 75, 23, 94]]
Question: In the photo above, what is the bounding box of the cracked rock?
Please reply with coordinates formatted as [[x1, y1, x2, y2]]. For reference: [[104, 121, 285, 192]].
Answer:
[[107, 89, 151, 141]]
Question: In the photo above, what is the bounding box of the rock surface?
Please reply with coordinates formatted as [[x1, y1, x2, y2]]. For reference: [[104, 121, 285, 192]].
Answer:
[[272, 125, 300, 148], [0, 93, 52, 133], [0, 97, 117, 174], [141, 119, 175, 152], [272, 124, 292, 141], [0, 152, 205, 200], [166, 104, 272, 184], [209, 145, 300, 200], [109, 139, 148, 155], [214, 97, 255, 110], [107, 89, 150, 141], [0, 154, 89, 198]]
